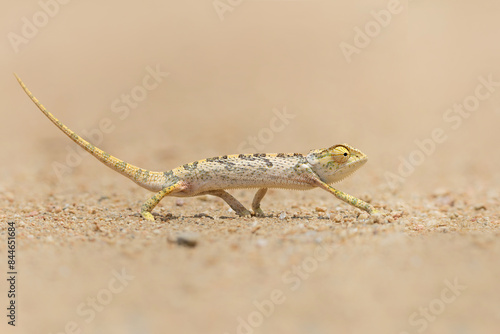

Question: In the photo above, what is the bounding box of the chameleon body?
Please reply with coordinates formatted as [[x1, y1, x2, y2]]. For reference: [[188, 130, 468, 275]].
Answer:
[[15, 74, 377, 221]]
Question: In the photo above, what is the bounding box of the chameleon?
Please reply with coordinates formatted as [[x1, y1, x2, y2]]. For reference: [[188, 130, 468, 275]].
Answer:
[[15, 74, 378, 221]]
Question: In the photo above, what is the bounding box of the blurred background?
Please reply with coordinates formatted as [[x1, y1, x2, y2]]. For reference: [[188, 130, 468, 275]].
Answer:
[[1, 1, 500, 333], [1, 0, 498, 193]]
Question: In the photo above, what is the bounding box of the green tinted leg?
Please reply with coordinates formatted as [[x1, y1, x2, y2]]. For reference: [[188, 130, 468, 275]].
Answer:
[[314, 179, 377, 214], [141, 183, 182, 221]]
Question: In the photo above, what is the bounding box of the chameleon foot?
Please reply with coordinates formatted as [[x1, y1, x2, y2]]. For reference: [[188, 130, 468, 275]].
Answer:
[[252, 208, 266, 217], [236, 209, 252, 218], [141, 211, 155, 221]]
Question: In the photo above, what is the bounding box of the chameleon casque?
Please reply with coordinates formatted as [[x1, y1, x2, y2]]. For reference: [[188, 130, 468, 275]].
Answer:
[[15, 74, 378, 221]]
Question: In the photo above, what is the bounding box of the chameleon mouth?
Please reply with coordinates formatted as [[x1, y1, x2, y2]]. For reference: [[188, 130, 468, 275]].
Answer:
[[331, 157, 367, 183]]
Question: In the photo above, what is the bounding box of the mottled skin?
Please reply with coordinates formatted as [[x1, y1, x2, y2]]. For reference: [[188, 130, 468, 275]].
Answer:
[[15, 74, 378, 221]]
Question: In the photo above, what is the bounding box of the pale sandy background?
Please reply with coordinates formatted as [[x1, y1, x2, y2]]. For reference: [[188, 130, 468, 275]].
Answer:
[[1, 1, 500, 333]]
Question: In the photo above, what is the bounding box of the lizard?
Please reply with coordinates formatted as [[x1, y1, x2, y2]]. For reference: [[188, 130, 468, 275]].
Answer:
[[15, 74, 378, 221]]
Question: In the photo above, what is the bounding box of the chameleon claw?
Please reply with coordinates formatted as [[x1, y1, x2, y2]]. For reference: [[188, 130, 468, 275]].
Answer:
[[236, 209, 252, 218], [141, 211, 155, 221], [367, 205, 379, 215], [252, 208, 266, 217]]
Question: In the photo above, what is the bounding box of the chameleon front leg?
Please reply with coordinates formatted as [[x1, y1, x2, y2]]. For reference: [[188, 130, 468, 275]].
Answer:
[[141, 183, 184, 221], [251, 188, 268, 217], [312, 178, 378, 214], [205, 190, 252, 217]]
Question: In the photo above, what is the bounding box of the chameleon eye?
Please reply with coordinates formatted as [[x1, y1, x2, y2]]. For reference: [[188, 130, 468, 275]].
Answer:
[[332, 145, 350, 163]]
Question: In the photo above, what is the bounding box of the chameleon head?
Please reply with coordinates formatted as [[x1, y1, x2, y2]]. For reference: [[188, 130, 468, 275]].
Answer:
[[306, 144, 368, 184]]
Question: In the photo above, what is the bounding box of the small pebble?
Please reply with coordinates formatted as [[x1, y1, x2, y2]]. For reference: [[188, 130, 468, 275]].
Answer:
[[359, 213, 369, 220], [251, 225, 261, 233], [391, 211, 402, 219], [255, 239, 268, 247], [473, 204, 487, 211], [175, 232, 199, 248]]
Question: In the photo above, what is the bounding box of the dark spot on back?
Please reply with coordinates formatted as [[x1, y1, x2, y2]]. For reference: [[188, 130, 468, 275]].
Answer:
[[262, 158, 273, 167], [183, 161, 200, 171], [240, 155, 255, 161]]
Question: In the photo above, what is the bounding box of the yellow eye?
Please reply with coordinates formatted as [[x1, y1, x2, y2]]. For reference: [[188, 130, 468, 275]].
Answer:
[[332, 145, 350, 163]]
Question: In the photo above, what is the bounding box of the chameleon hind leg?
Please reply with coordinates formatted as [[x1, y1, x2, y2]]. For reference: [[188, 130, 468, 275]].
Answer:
[[205, 190, 252, 217], [312, 178, 378, 214], [251, 188, 268, 217], [141, 183, 184, 221]]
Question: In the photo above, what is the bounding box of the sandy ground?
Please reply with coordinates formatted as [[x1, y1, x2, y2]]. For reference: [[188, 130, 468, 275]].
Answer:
[[1, 1, 500, 333]]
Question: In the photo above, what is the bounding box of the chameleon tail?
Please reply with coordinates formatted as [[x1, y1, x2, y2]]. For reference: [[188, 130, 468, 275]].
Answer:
[[14, 74, 165, 191]]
